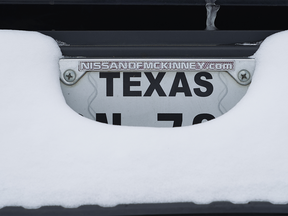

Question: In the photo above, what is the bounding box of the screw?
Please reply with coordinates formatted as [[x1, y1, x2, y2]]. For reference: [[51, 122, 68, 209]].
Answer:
[[238, 70, 251, 83], [64, 70, 76, 82]]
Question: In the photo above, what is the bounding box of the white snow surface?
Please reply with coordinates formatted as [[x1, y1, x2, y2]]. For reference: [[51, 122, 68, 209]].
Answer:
[[1, 30, 288, 209]]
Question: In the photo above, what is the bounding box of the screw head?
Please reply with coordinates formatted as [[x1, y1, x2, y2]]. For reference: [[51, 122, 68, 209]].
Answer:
[[64, 70, 76, 82], [238, 70, 251, 83]]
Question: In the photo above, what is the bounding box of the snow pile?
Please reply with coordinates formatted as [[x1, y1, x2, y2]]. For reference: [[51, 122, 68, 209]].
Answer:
[[1, 30, 288, 208]]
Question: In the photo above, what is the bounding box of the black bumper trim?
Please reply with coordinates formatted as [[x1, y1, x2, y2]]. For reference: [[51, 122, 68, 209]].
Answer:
[[2, 202, 288, 216]]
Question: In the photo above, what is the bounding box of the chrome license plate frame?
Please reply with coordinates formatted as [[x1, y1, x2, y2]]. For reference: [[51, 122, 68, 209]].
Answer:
[[59, 58, 255, 127]]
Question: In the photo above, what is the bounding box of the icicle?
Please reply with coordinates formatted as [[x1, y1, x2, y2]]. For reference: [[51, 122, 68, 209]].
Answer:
[[205, 0, 220, 30]]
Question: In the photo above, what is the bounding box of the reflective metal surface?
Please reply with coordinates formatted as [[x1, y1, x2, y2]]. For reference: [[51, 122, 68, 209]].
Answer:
[[60, 58, 255, 127]]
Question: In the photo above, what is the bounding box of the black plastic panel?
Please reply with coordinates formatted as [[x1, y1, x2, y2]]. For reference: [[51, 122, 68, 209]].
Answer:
[[41, 30, 279, 57], [57, 46, 259, 58], [0, 0, 288, 6], [41, 30, 278, 46], [2, 202, 288, 216], [0, 5, 287, 31]]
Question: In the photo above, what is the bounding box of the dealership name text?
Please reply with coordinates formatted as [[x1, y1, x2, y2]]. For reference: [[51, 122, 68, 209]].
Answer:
[[79, 61, 234, 71]]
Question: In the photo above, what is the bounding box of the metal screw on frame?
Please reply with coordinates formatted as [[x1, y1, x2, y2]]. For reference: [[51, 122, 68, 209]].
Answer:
[[64, 69, 76, 82], [238, 70, 251, 83]]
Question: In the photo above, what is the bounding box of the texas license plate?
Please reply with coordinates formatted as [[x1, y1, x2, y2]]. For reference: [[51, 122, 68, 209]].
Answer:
[[59, 58, 255, 127]]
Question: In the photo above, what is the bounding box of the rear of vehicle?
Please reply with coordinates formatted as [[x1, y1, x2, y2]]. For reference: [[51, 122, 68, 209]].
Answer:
[[1, 0, 288, 215]]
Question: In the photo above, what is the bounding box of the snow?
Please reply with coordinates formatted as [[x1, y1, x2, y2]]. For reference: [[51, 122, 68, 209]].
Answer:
[[1, 30, 288, 209]]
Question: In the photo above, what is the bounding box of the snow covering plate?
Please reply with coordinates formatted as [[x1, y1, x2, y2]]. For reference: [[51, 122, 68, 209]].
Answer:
[[1, 30, 288, 210]]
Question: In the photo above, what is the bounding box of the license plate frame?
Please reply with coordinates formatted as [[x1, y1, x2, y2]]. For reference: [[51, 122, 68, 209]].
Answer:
[[59, 58, 255, 127]]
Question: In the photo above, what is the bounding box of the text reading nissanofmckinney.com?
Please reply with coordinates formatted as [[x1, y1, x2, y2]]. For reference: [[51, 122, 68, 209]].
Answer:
[[79, 61, 235, 71]]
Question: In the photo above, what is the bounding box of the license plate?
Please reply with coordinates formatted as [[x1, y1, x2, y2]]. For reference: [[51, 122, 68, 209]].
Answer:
[[59, 58, 255, 127]]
